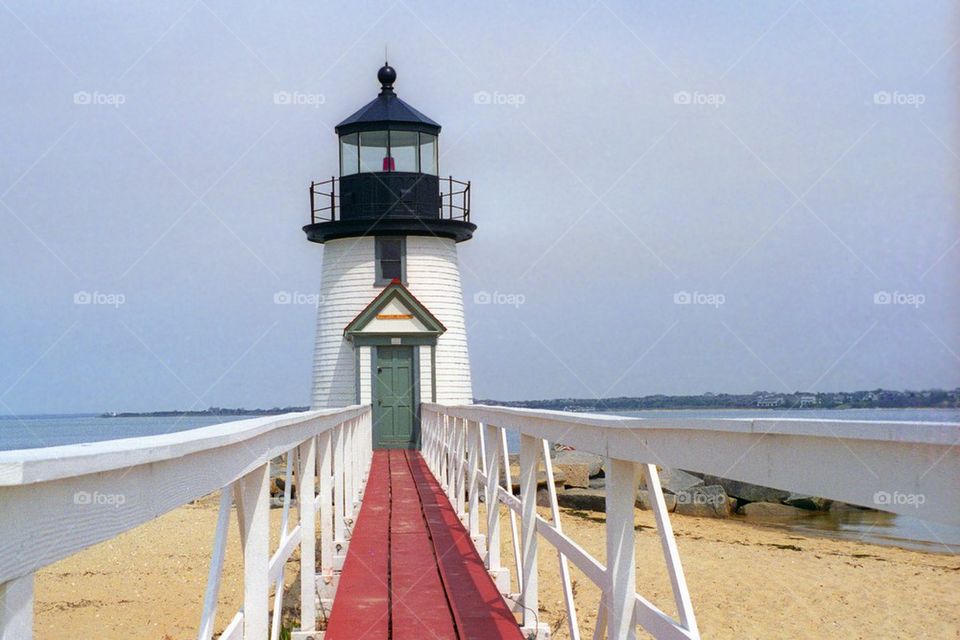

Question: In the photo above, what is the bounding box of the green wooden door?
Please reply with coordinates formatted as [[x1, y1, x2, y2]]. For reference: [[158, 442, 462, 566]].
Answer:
[[373, 346, 416, 449]]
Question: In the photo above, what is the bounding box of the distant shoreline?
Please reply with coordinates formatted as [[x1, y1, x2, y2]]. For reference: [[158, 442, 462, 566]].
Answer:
[[478, 388, 960, 413], [93, 388, 960, 418], [98, 407, 309, 418]]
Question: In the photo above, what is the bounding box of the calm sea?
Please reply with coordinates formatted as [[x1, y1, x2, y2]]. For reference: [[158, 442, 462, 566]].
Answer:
[[2, 408, 958, 553], [0, 414, 242, 452]]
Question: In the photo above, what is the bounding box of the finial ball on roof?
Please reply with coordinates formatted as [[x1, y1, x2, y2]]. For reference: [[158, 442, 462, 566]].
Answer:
[[378, 64, 397, 90]]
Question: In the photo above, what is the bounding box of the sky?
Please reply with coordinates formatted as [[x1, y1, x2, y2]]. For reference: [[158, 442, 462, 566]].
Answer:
[[1, 1, 958, 414]]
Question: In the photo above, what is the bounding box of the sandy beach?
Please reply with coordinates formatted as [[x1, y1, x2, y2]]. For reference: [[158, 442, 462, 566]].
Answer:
[[35, 492, 959, 639]]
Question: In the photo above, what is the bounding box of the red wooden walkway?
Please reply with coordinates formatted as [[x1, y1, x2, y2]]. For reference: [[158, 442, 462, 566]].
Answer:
[[325, 450, 524, 640]]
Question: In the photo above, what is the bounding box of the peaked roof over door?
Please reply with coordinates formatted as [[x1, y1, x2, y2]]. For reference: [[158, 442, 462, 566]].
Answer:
[[344, 280, 446, 339]]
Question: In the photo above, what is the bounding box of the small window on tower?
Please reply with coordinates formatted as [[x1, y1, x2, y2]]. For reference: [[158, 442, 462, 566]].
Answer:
[[375, 237, 405, 285]]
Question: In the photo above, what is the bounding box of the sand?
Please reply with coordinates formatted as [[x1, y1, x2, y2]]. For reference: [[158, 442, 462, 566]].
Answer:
[[34, 494, 959, 639]]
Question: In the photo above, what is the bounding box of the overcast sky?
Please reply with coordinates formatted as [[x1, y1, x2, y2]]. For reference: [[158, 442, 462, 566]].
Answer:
[[1, 1, 958, 414]]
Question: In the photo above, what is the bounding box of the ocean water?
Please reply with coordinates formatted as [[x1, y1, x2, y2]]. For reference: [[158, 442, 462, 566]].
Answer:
[[4, 407, 956, 453], [0, 414, 240, 452], [2, 407, 957, 553]]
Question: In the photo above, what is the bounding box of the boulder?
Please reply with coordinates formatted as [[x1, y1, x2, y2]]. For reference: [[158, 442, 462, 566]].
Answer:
[[536, 488, 552, 508], [554, 462, 591, 488], [700, 475, 790, 504], [636, 489, 677, 512], [270, 476, 296, 499], [829, 501, 874, 512], [782, 493, 832, 511], [659, 469, 705, 495], [740, 502, 812, 518], [509, 466, 566, 493], [673, 485, 734, 518], [556, 488, 606, 512], [554, 451, 604, 477]]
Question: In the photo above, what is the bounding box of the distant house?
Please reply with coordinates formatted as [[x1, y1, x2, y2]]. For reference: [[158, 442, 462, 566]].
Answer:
[[798, 395, 818, 407], [756, 396, 785, 408]]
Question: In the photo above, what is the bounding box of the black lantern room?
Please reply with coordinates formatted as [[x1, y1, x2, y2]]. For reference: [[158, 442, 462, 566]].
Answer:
[[304, 64, 475, 244]]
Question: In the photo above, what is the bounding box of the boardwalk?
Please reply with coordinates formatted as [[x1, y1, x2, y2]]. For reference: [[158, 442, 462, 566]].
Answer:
[[1, 406, 956, 639], [325, 450, 524, 640]]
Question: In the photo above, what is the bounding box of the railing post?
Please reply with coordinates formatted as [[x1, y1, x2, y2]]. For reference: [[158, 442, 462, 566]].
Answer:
[[0, 573, 34, 640], [238, 463, 270, 640], [297, 437, 318, 632], [448, 416, 457, 503], [318, 431, 334, 577], [483, 424, 501, 571], [467, 420, 481, 540], [333, 425, 346, 553], [344, 419, 355, 519], [442, 415, 452, 496], [606, 458, 638, 640], [483, 423, 511, 594], [519, 434, 541, 632], [353, 417, 362, 502], [365, 411, 373, 475], [444, 415, 453, 495], [455, 418, 466, 519], [426, 410, 436, 472]]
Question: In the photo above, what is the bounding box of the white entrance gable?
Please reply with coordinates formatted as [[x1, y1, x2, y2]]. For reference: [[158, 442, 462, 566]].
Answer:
[[362, 296, 431, 333], [343, 281, 446, 340]]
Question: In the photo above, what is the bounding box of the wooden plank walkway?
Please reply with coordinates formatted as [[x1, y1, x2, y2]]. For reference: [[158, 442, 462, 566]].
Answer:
[[325, 450, 524, 640]]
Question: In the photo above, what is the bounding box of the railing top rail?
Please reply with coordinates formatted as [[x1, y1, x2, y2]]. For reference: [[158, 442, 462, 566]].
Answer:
[[422, 403, 960, 446], [0, 405, 370, 487], [423, 403, 960, 527]]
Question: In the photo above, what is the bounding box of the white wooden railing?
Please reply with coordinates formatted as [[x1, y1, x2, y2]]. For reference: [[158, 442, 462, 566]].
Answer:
[[0, 405, 372, 640], [421, 403, 960, 640]]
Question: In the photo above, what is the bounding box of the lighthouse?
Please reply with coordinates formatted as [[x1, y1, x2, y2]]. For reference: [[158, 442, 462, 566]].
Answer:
[[304, 63, 475, 450]]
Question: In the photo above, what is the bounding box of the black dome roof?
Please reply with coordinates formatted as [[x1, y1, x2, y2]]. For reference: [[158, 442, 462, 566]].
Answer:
[[335, 64, 441, 136]]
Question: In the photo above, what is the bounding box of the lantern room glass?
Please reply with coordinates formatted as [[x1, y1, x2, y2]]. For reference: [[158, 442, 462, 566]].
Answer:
[[340, 133, 359, 176], [341, 130, 440, 176], [359, 131, 389, 173], [419, 133, 438, 175], [390, 131, 419, 172]]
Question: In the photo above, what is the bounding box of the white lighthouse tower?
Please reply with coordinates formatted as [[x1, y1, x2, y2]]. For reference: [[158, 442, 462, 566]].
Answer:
[[304, 63, 475, 450]]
